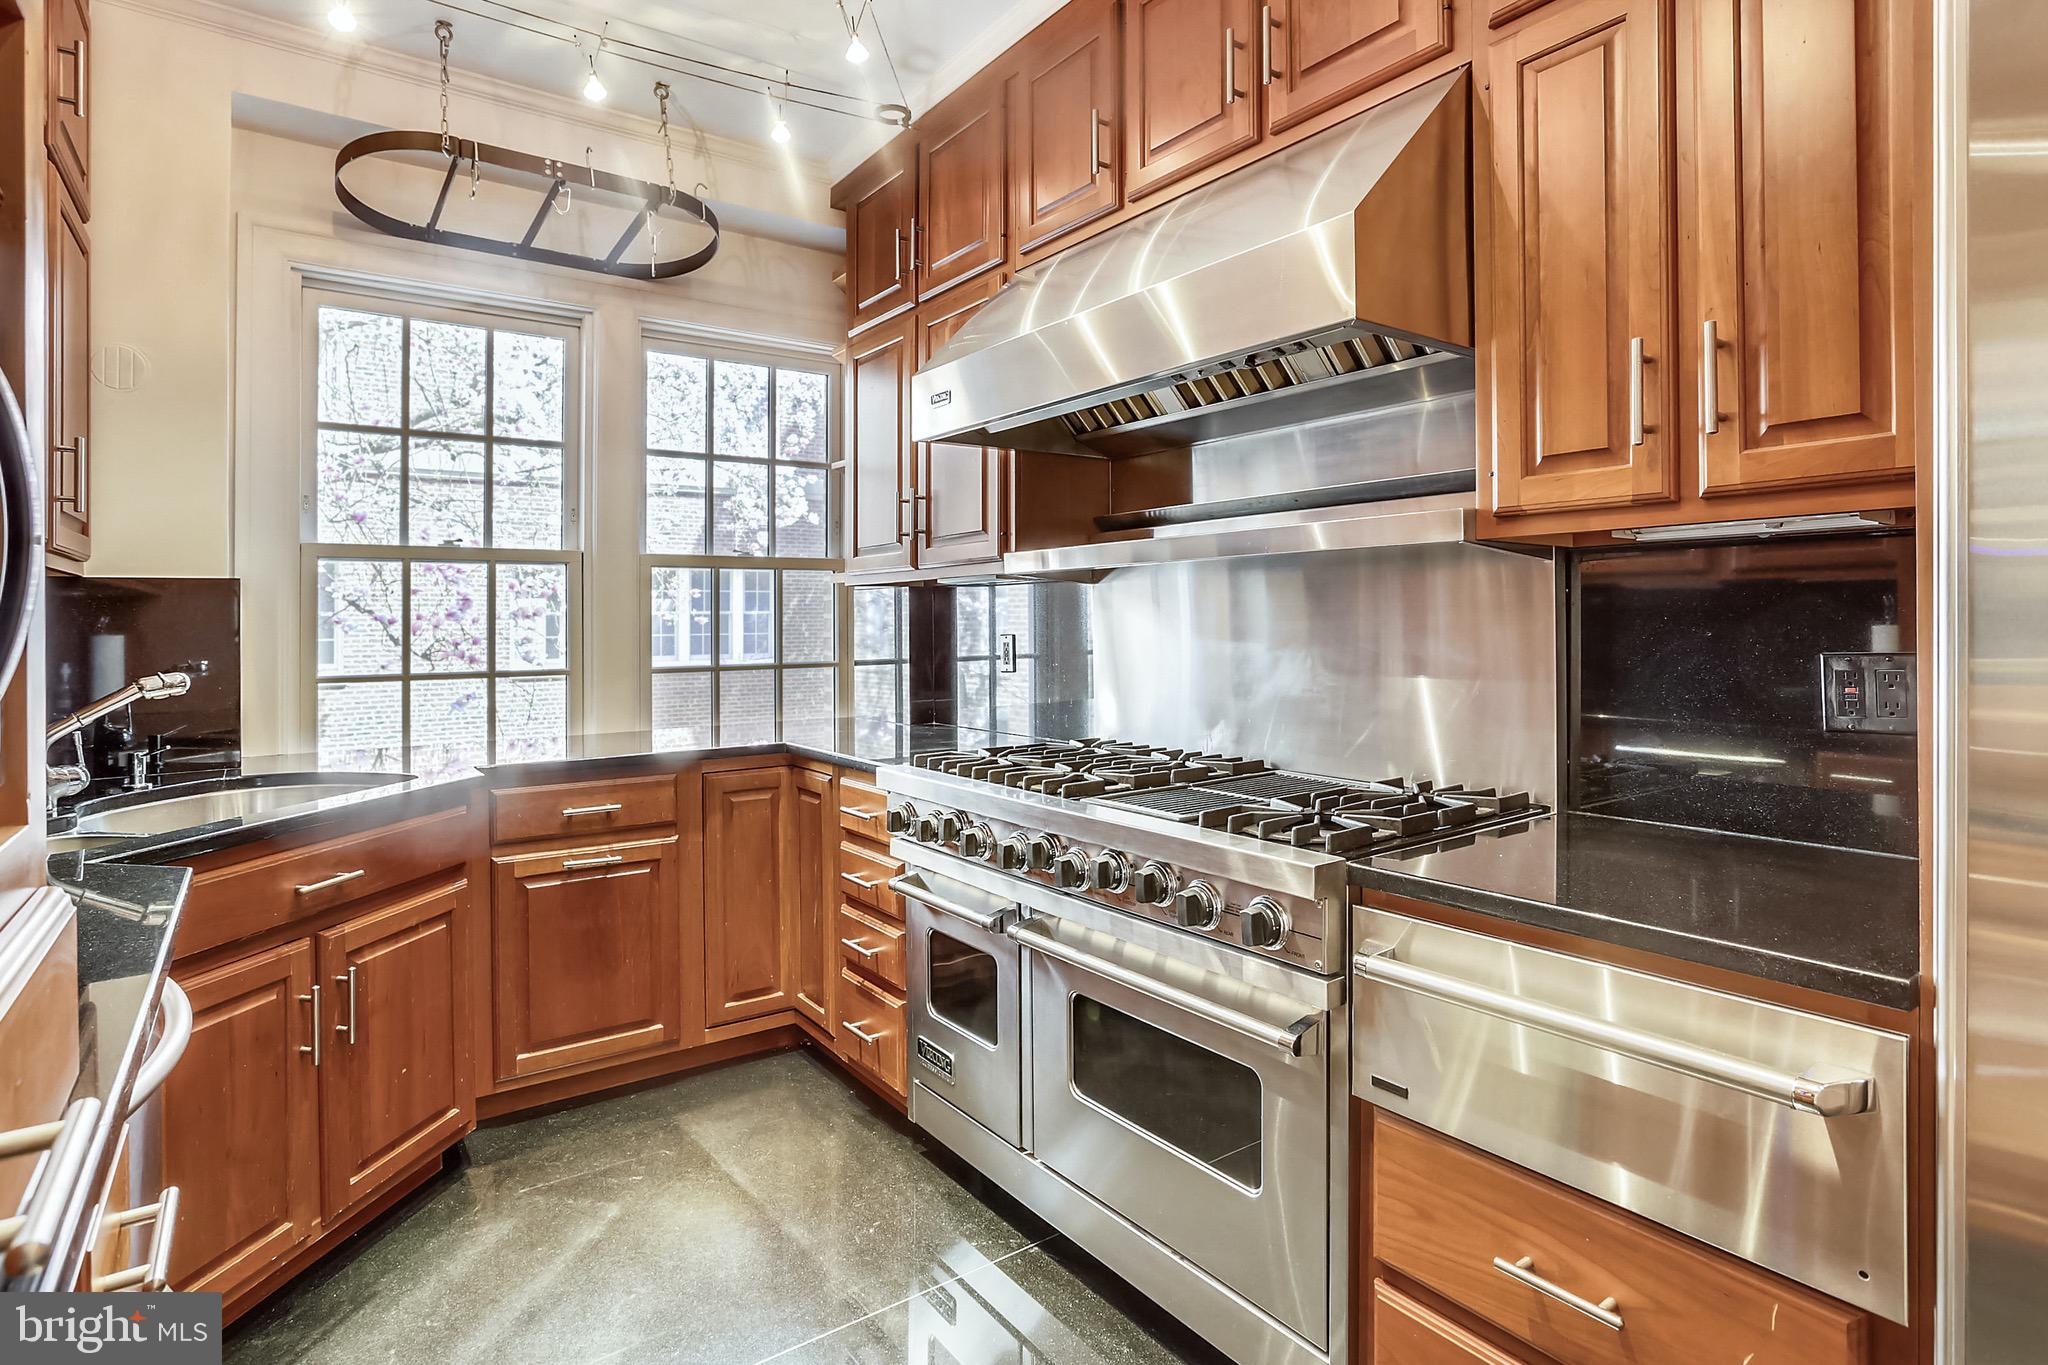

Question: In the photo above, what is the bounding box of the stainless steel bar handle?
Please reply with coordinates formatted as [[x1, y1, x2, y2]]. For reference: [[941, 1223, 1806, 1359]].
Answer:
[[561, 802, 624, 816], [844, 1022, 884, 1044], [1011, 918, 1322, 1056], [0, 1120, 63, 1161], [1354, 950, 1874, 1117], [295, 868, 366, 896], [892, 227, 903, 281], [299, 985, 322, 1067], [93, 1187, 180, 1292], [1261, 6, 1277, 84], [1701, 319, 1721, 435], [888, 874, 1009, 933], [338, 966, 358, 1045], [1493, 1256, 1623, 1330], [840, 937, 884, 960], [2, 1096, 103, 1276], [128, 978, 192, 1112], [1628, 337, 1648, 447], [839, 804, 880, 821], [1224, 27, 1242, 104], [1089, 110, 1102, 175], [561, 854, 624, 870], [844, 871, 888, 891], [908, 216, 919, 270]]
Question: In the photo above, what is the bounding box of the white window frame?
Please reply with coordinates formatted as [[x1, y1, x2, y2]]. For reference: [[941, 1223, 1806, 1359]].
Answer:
[[299, 284, 587, 763]]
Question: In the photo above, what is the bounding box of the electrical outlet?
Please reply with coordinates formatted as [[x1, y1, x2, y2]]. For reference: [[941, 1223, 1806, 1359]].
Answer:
[[998, 633, 1018, 673], [1820, 653, 1917, 734]]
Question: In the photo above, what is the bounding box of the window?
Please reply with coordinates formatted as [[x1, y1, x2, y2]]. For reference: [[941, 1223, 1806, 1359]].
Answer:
[[306, 293, 580, 775], [645, 341, 836, 745], [954, 583, 1093, 736], [853, 586, 910, 747]]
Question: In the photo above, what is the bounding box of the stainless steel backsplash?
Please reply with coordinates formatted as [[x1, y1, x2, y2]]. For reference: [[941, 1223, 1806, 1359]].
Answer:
[[1087, 543, 1559, 799]]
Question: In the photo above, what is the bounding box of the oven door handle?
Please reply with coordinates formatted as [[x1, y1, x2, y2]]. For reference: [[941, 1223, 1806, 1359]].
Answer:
[[888, 874, 1011, 933], [1354, 948, 1873, 1117], [1009, 918, 1322, 1057]]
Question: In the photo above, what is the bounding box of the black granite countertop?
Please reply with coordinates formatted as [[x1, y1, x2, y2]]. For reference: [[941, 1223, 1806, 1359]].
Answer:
[[1350, 811, 1920, 1009]]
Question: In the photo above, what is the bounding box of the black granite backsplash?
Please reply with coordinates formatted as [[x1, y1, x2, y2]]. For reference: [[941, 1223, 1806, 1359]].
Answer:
[[1569, 534, 1915, 854], [46, 576, 241, 787]]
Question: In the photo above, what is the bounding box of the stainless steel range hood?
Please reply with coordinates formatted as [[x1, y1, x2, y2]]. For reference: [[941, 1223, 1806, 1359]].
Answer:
[[911, 69, 1470, 455]]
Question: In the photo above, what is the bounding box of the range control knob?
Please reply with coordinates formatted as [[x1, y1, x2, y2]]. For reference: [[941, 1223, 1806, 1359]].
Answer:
[[1239, 896, 1292, 950], [959, 823, 995, 861], [885, 803, 918, 835], [1088, 850, 1130, 893], [1024, 834, 1062, 872], [1173, 881, 1224, 931], [1129, 861, 1178, 906], [995, 835, 1031, 872], [932, 810, 963, 843], [914, 813, 941, 843], [1050, 851, 1089, 890]]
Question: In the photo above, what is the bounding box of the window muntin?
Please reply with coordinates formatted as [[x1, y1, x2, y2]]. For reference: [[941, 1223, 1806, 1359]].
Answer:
[[852, 586, 910, 749]]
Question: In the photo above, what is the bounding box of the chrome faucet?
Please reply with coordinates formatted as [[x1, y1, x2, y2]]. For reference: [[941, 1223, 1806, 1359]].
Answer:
[[46, 671, 194, 810]]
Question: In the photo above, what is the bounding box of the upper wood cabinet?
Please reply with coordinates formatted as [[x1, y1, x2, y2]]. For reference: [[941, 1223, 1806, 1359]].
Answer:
[[845, 149, 918, 331], [916, 87, 1007, 299], [315, 882, 472, 1219], [1482, 0, 1675, 517], [1263, 0, 1455, 134], [490, 837, 683, 1082], [703, 766, 798, 1027], [45, 161, 90, 564], [1010, 0, 1122, 255], [1124, 0, 1263, 199], [790, 766, 834, 1032], [916, 273, 1009, 569], [45, 0, 89, 217], [847, 313, 916, 573], [1683, 0, 1916, 497]]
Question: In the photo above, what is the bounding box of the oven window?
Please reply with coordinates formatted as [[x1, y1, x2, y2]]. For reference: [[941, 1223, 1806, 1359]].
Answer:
[[1070, 997, 1264, 1190], [928, 930, 1000, 1047]]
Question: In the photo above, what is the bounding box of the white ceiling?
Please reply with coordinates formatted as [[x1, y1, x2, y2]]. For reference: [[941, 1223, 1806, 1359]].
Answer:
[[213, 0, 1055, 175]]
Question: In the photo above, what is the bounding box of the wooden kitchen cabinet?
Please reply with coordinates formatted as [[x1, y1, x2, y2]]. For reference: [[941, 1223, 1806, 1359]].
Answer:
[[1683, 0, 1916, 497], [916, 83, 1007, 299], [847, 312, 916, 573], [1371, 1280, 1533, 1365], [163, 941, 320, 1295], [844, 146, 918, 330], [490, 836, 682, 1082], [315, 881, 472, 1218], [45, 160, 89, 564], [1262, 0, 1455, 134], [703, 766, 798, 1027], [1482, 0, 1675, 517], [1010, 0, 1121, 255], [790, 765, 835, 1032], [1124, 0, 1263, 200], [44, 0, 89, 216], [835, 967, 908, 1100], [916, 273, 1009, 569]]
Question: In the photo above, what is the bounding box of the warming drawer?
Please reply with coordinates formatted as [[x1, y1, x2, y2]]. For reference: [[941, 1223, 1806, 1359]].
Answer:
[[1351, 907, 1909, 1323]]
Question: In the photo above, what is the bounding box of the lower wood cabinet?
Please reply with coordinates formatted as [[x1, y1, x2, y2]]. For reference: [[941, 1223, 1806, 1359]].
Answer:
[[790, 766, 835, 1031], [703, 766, 799, 1026], [834, 966, 908, 1100], [491, 836, 681, 1081], [1372, 1279, 1532, 1365]]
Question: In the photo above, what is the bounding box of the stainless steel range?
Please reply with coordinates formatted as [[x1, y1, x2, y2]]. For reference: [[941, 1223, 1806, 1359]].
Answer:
[[878, 739, 1543, 1365]]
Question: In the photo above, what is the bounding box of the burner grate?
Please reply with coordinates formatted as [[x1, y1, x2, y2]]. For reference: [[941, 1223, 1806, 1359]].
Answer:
[[1104, 787, 1253, 820], [1202, 771, 1358, 802]]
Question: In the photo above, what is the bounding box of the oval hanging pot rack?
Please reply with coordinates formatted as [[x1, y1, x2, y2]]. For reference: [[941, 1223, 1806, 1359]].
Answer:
[[333, 130, 721, 281]]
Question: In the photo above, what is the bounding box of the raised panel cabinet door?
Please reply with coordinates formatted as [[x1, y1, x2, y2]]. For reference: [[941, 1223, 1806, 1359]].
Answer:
[[848, 315, 917, 572], [1484, 0, 1675, 516], [917, 90, 1007, 298], [848, 157, 917, 328], [1371, 1280, 1533, 1365], [46, 162, 90, 564], [1011, 1, 1121, 253], [162, 941, 320, 1297], [316, 881, 473, 1220], [45, 0, 89, 216], [1687, 0, 1915, 495], [490, 838, 682, 1082], [1264, 0, 1455, 134], [917, 274, 1008, 568], [703, 767, 799, 1026], [1125, 0, 1263, 200], [791, 767, 834, 1030]]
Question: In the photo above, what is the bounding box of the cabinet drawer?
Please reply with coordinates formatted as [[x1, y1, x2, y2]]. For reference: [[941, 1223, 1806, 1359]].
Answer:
[[837, 775, 890, 841], [836, 903, 906, 992], [838, 840, 903, 917], [491, 774, 676, 845], [1371, 1118, 1867, 1365], [835, 967, 906, 1097], [1372, 1280, 1533, 1365], [177, 804, 470, 957]]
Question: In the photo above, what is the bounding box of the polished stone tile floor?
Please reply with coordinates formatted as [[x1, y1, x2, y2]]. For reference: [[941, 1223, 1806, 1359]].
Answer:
[[226, 1050, 1228, 1365]]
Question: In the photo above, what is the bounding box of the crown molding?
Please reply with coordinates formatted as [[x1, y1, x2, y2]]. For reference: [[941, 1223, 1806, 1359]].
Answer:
[[99, 0, 837, 185]]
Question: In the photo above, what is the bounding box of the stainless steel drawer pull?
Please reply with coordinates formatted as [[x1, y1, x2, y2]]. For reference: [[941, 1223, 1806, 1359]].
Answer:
[[1011, 917, 1322, 1057], [128, 979, 192, 1112], [838, 804, 881, 821], [1, 1096, 103, 1276], [560, 802, 624, 816], [93, 1187, 180, 1293], [840, 937, 884, 960], [843, 1022, 884, 1044], [888, 874, 1009, 933], [561, 854, 624, 870], [1354, 949, 1874, 1117], [1494, 1255, 1623, 1330], [295, 868, 366, 896], [843, 871, 889, 891]]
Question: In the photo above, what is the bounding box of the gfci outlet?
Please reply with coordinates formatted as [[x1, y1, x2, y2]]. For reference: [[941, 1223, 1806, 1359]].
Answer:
[[1820, 653, 1918, 734]]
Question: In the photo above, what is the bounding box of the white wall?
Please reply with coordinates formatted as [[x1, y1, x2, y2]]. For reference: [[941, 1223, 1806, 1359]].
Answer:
[[88, 0, 846, 754]]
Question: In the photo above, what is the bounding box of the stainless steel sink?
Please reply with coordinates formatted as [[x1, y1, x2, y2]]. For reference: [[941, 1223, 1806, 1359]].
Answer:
[[73, 774, 409, 837]]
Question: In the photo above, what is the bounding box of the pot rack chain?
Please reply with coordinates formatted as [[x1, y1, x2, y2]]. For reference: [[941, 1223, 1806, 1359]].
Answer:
[[424, 0, 911, 127]]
